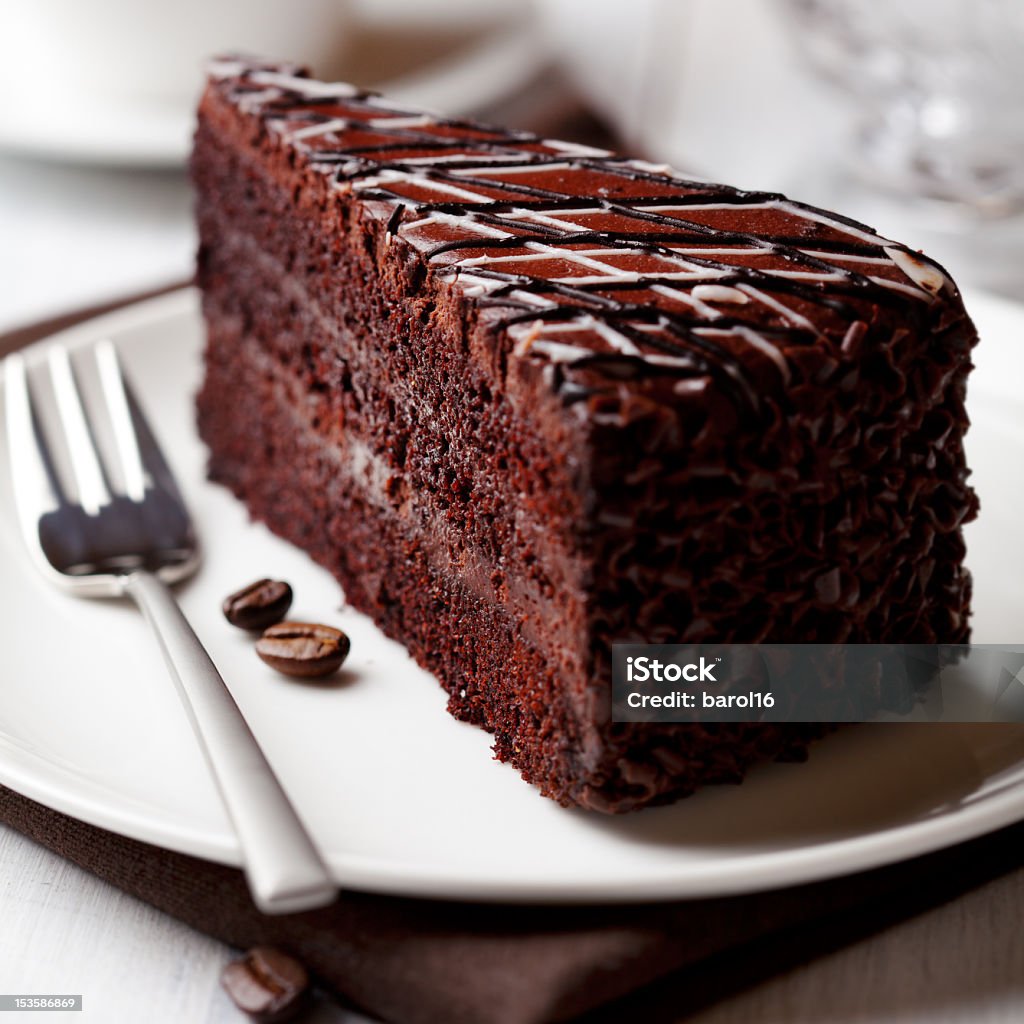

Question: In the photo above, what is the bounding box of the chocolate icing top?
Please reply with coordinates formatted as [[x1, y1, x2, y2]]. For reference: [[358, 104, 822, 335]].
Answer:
[[208, 58, 963, 416]]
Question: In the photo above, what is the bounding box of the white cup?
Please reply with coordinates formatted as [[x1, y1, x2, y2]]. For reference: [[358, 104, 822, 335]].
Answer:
[[0, 0, 353, 110]]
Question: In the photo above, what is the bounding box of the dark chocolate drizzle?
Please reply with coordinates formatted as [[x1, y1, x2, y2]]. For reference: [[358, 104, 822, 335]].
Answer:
[[211, 60, 955, 417]]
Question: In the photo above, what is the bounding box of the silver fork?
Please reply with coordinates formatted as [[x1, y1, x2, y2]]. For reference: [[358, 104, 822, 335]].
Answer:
[[3, 339, 336, 914]]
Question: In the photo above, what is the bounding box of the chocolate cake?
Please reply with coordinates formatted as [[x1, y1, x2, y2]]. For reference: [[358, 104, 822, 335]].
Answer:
[[191, 58, 978, 812]]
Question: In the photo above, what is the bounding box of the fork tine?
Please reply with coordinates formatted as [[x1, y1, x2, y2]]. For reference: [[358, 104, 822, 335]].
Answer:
[[95, 340, 147, 502], [4, 354, 64, 541], [122, 368, 187, 504], [47, 345, 110, 516]]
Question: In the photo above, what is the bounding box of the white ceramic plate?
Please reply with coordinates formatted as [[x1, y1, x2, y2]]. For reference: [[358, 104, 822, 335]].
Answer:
[[1, 288, 1023, 903]]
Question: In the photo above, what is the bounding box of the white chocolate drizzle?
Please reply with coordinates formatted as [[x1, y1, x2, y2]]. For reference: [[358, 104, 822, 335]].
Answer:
[[211, 61, 958, 413]]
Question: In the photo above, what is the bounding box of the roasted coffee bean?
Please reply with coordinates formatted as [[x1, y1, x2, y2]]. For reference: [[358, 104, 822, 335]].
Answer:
[[220, 946, 310, 1023], [256, 622, 350, 678], [223, 579, 293, 631]]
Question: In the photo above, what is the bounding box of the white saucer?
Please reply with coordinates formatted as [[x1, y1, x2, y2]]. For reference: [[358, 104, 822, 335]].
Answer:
[[0, 20, 545, 168]]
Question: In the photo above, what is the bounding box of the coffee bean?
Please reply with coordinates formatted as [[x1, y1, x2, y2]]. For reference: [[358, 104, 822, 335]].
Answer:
[[220, 946, 309, 1023], [256, 622, 350, 678], [223, 579, 293, 631]]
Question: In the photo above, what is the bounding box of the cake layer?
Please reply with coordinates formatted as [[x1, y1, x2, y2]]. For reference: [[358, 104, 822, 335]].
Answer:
[[192, 59, 978, 810]]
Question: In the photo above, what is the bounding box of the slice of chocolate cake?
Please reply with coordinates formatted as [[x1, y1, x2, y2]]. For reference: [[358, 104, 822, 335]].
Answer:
[[191, 58, 978, 812]]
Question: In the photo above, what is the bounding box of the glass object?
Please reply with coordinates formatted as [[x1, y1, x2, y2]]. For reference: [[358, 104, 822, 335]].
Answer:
[[784, 0, 1024, 216]]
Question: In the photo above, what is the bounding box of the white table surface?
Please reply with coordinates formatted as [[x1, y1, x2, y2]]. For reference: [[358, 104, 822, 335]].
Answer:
[[2, 3, 1023, 1022], [0, 826, 366, 1023]]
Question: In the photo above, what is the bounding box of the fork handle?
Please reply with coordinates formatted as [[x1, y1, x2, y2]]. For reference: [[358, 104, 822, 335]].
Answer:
[[125, 570, 337, 914]]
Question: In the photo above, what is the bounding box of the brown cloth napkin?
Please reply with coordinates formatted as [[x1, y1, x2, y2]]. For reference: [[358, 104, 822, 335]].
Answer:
[[3, 290, 1024, 1024]]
